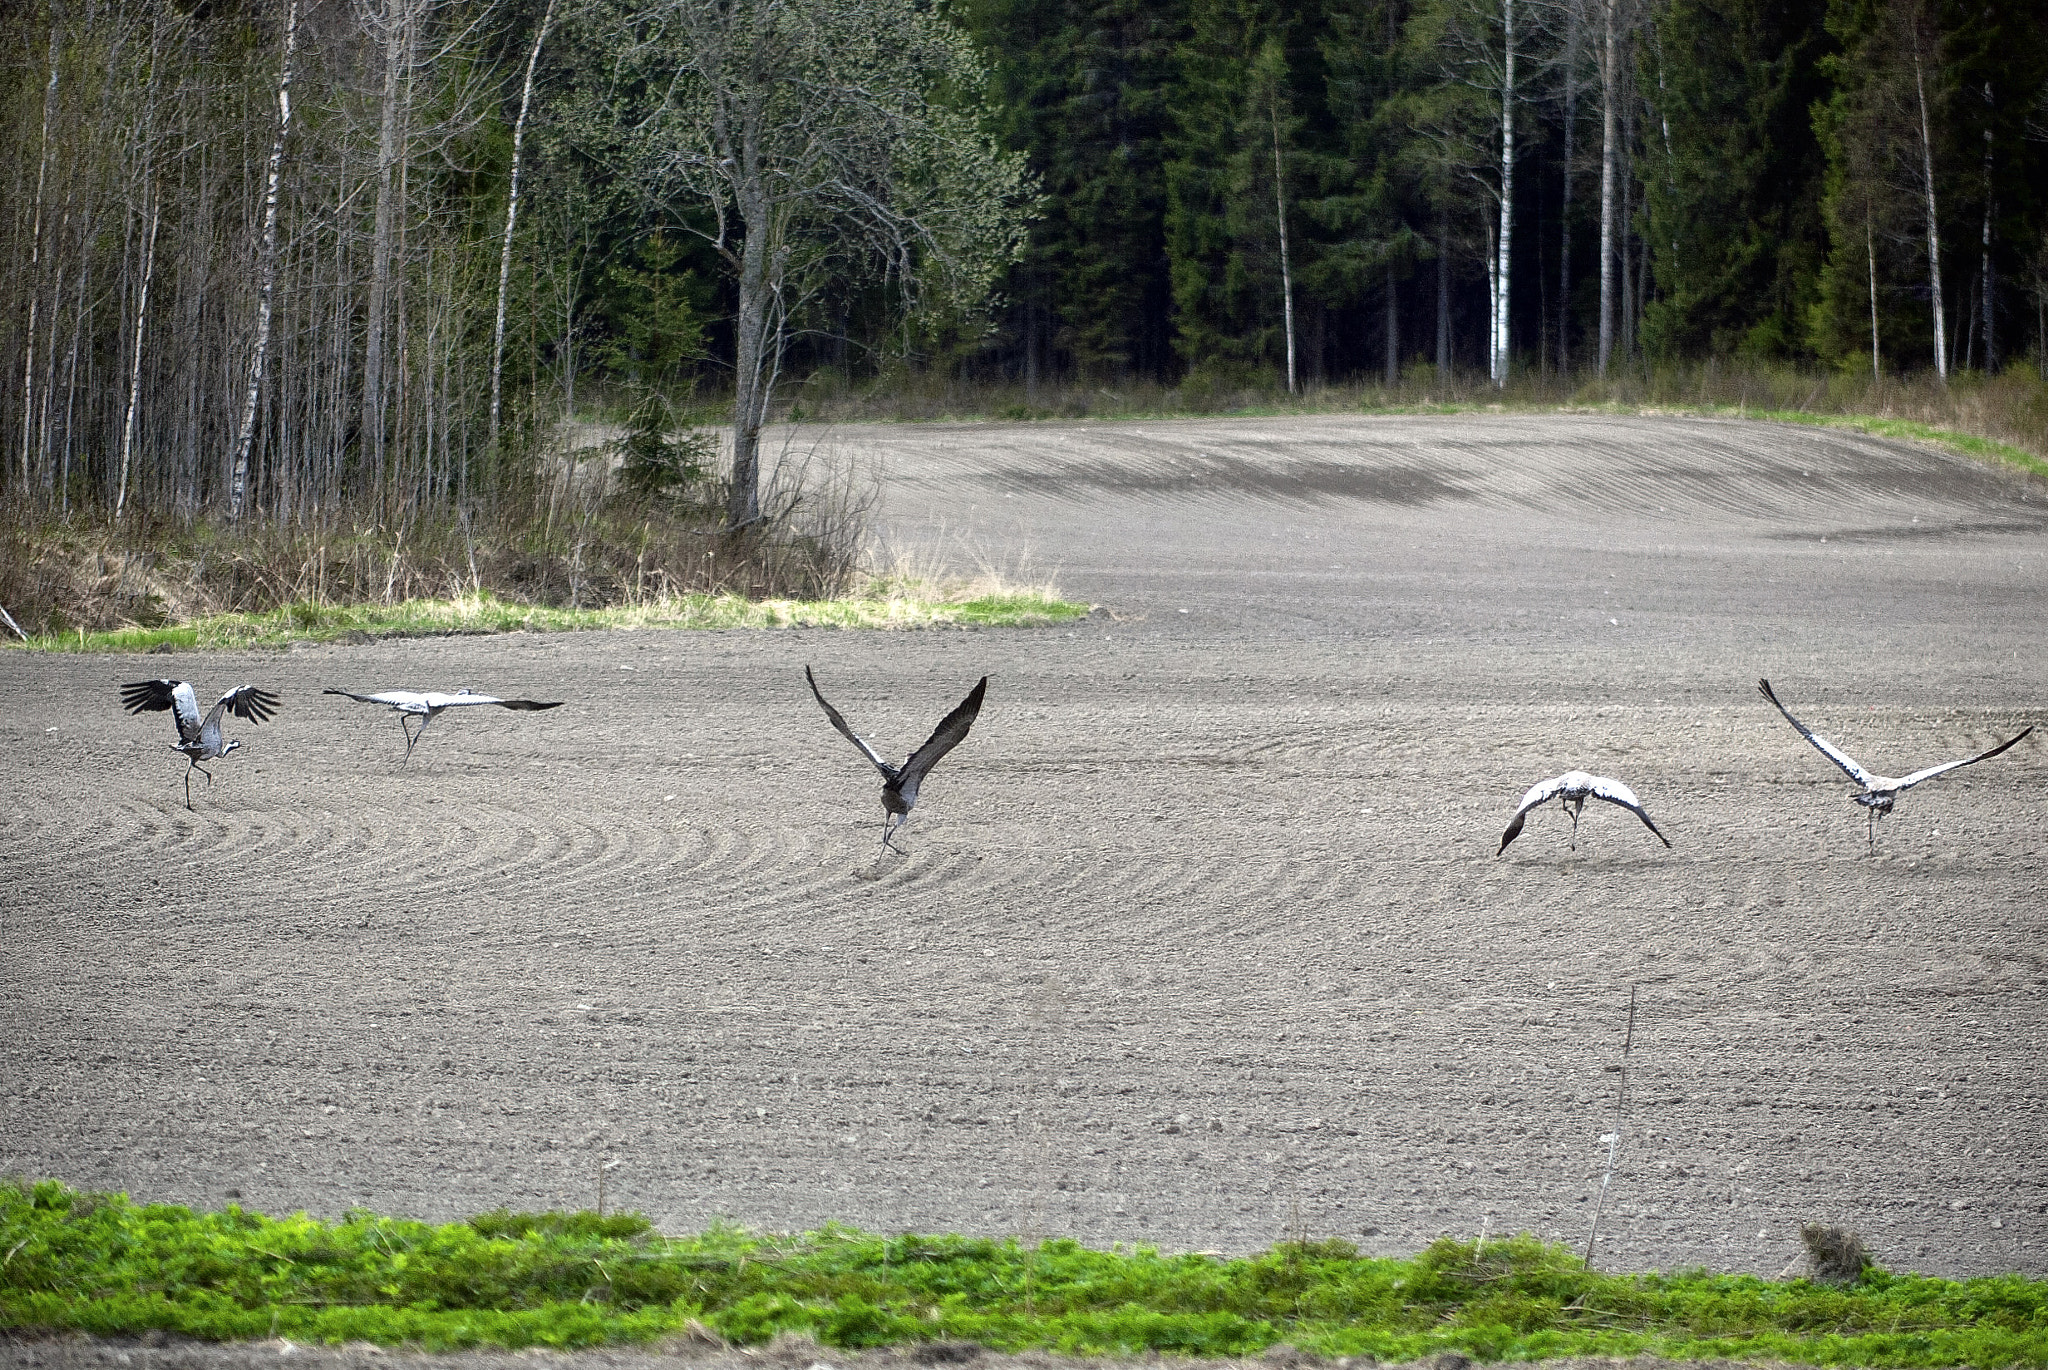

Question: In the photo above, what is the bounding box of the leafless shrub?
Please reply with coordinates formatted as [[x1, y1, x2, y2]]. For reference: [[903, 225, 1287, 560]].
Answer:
[[0, 435, 877, 635]]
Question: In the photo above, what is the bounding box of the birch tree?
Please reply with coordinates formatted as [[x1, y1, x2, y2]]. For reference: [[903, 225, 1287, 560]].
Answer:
[[1594, 0, 1629, 377], [1405, 0, 1532, 387], [227, 0, 299, 520], [490, 0, 556, 460], [1814, 0, 1954, 377], [1251, 38, 1300, 394], [1903, 4, 1946, 380], [594, 0, 1033, 527]]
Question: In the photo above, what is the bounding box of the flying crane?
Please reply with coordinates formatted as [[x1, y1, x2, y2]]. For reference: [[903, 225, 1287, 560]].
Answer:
[[806, 666, 987, 853], [1758, 678, 2032, 849]]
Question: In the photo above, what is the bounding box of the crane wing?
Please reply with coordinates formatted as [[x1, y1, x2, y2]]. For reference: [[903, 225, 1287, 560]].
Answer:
[[410, 692, 556, 710], [1497, 774, 1569, 855], [1893, 724, 2033, 792], [898, 676, 989, 789], [217, 685, 281, 725], [1758, 679, 1877, 786], [1588, 776, 1673, 848], [324, 687, 425, 708], [122, 679, 203, 743], [806, 666, 895, 777]]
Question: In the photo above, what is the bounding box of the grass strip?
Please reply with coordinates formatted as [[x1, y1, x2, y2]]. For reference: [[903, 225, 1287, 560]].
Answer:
[[5, 588, 1090, 653], [4, 1182, 2044, 1363], [1731, 409, 2048, 480]]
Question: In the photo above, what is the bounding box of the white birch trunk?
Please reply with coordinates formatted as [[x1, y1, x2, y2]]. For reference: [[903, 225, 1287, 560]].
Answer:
[[20, 22, 60, 493], [116, 195, 161, 519], [362, 0, 412, 499], [1910, 42, 1945, 380], [491, 0, 555, 458], [1596, 0, 1617, 378], [1979, 87, 1994, 373], [227, 0, 299, 520], [1867, 210, 1881, 382], [1559, 0, 1579, 370], [1493, 0, 1516, 387], [1272, 102, 1297, 395]]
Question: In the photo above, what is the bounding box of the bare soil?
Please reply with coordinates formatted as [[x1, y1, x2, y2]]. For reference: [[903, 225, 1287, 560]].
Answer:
[[0, 1332, 1812, 1370], [3, 413, 2045, 1317]]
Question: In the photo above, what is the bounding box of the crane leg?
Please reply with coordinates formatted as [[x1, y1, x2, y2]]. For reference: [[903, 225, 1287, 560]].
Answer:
[[882, 812, 910, 854]]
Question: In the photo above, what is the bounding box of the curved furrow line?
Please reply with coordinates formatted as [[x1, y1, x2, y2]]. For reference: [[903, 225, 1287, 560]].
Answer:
[[624, 822, 850, 931], [0, 798, 155, 874]]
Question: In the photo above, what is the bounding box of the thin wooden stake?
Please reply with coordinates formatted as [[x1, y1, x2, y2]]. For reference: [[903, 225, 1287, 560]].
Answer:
[[1583, 983, 1637, 1269]]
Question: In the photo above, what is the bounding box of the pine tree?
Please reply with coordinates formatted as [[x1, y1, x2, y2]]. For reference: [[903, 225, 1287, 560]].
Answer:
[[968, 0, 1186, 382], [1641, 0, 1832, 359]]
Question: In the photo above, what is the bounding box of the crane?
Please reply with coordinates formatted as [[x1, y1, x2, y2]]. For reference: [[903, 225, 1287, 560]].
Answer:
[[806, 666, 987, 853], [1758, 678, 2033, 850], [121, 679, 281, 810], [323, 688, 564, 759], [1499, 770, 1672, 855]]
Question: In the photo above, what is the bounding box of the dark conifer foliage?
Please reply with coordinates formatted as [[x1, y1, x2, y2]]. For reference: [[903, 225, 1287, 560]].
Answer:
[[1642, 0, 1834, 359]]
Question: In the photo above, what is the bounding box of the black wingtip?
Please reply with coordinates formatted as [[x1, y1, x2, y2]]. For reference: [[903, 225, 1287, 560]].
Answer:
[[119, 679, 174, 713]]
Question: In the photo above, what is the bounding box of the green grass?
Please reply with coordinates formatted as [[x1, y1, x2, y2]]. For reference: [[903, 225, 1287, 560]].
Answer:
[[1734, 409, 2048, 480], [4, 1182, 2044, 1362], [5, 587, 1090, 653]]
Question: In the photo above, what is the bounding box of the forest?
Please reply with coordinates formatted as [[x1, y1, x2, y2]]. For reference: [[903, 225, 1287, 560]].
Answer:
[[1, 0, 2045, 538]]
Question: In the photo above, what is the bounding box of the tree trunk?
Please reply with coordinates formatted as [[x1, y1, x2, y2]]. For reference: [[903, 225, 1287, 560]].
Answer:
[[1559, 0, 1579, 372], [1437, 214, 1450, 389], [363, 0, 412, 503], [1272, 101, 1297, 395], [1385, 264, 1398, 384], [1023, 289, 1040, 400], [1980, 85, 1994, 374], [729, 169, 771, 529], [1866, 209, 1881, 382], [20, 20, 60, 495], [1621, 79, 1636, 362], [116, 195, 161, 520], [1596, 0, 1617, 378], [491, 0, 554, 462], [1493, 0, 1516, 388], [228, 0, 299, 520], [1909, 39, 1945, 380]]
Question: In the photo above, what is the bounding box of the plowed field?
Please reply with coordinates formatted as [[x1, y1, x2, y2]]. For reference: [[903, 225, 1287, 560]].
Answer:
[[4, 413, 2044, 1280]]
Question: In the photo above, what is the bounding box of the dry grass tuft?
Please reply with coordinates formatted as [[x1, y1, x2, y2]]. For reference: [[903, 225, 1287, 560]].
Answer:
[[1799, 1223, 1874, 1285]]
